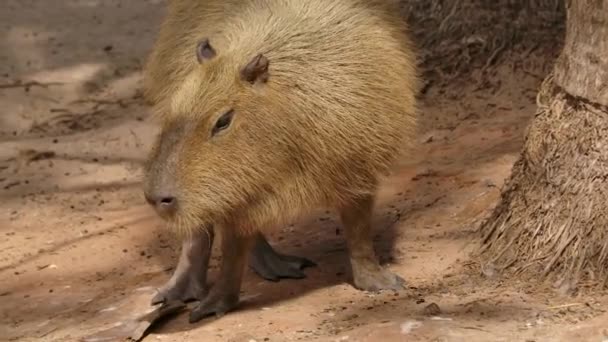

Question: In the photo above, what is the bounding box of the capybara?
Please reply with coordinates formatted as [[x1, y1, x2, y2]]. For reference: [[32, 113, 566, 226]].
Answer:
[[143, 0, 419, 323]]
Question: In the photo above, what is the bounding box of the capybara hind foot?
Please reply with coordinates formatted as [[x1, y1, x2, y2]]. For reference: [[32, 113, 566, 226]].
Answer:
[[188, 289, 240, 323], [151, 231, 214, 305], [351, 260, 405, 292], [249, 233, 316, 281], [340, 194, 406, 292]]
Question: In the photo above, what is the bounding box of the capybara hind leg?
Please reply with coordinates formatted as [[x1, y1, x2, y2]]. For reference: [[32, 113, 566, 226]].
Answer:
[[249, 233, 316, 281], [151, 229, 214, 305], [339, 195, 405, 292], [189, 230, 253, 323]]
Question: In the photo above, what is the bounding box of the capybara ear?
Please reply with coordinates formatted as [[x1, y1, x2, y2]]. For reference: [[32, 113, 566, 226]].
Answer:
[[196, 39, 216, 63], [241, 54, 269, 84]]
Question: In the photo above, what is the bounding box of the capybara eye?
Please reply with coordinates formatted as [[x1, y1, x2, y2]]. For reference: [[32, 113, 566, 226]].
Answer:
[[211, 109, 234, 136]]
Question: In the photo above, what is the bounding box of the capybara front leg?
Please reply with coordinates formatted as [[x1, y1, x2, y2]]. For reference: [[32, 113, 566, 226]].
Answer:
[[189, 229, 253, 323]]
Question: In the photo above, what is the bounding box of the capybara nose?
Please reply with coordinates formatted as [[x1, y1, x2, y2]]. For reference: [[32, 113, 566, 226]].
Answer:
[[145, 193, 177, 217]]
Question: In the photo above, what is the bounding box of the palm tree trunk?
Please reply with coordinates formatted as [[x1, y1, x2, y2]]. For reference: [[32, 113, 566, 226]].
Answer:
[[480, 0, 608, 292]]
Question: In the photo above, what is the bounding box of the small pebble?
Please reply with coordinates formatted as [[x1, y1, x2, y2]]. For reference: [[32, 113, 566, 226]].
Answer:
[[423, 302, 441, 316]]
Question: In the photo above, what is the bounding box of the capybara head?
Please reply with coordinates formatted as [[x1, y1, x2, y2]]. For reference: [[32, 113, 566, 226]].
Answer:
[[144, 40, 289, 233], [143, 1, 419, 235]]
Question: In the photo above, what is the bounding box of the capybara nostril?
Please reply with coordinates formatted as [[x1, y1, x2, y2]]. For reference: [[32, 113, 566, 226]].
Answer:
[[158, 196, 176, 210], [145, 193, 178, 217]]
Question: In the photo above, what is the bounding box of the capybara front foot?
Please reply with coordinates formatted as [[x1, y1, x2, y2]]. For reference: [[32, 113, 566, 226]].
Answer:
[[249, 233, 316, 281], [151, 276, 207, 305], [188, 290, 239, 323], [352, 261, 405, 292], [151, 232, 214, 305]]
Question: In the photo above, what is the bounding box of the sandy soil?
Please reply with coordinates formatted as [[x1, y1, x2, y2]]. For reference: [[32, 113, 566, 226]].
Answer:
[[1, 1, 607, 341]]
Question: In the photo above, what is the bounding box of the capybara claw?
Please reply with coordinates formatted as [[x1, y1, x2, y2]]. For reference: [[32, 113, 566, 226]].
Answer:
[[188, 293, 239, 323]]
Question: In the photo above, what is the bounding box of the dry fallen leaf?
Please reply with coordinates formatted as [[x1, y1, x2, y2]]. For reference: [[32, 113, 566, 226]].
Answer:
[[80, 286, 187, 342]]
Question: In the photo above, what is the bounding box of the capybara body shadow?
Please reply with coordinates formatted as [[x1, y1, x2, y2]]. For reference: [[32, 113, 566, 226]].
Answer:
[[143, 0, 419, 323]]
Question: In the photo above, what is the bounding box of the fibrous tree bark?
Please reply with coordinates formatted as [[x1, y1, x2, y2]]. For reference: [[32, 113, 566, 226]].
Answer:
[[481, 0, 608, 291]]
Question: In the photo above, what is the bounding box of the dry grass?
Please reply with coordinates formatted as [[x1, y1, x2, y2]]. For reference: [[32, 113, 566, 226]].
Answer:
[[400, 0, 564, 84]]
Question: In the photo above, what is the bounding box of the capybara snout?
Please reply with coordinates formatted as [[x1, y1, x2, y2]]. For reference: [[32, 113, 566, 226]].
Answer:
[[143, 119, 189, 219]]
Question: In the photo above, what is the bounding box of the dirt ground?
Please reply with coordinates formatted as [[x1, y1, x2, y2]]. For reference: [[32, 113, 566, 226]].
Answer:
[[1, 1, 607, 341]]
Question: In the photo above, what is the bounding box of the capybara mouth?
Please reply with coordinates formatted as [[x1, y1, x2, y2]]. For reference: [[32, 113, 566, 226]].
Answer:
[[162, 212, 211, 236]]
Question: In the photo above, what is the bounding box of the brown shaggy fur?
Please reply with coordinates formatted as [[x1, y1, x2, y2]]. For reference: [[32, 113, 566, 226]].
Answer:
[[143, 0, 419, 236]]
